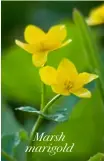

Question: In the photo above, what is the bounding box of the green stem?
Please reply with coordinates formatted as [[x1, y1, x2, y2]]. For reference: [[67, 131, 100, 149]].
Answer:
[[29, 94, 61, 145], [41, 82, 45, 110], [1, 150, 16, 161], [42, 94, 61, 113], [27, 94, 61, 161]]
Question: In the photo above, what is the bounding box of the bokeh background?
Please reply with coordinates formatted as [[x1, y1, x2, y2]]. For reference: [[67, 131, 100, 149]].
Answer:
[[1, 1, 104, 161]]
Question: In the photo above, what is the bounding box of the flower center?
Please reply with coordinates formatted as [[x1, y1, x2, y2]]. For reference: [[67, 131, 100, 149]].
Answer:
[[39, 39, 60, 52], [40, 41, 48, 51], [64, 80, 73, 91]]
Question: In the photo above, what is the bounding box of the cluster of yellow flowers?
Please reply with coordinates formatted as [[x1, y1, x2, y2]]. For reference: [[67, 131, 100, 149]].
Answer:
[[15, 24, 98, 98]]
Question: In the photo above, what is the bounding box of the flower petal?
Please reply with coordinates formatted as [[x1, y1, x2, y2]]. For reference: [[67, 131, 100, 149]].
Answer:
[[72, 88, 91, 98], [60, 39, 72, 48], [32, 52, 48, 67], [57, 58, 78, 83], [15, 40, 36, 54], [87, 5, 104, 25], [41, 39, 61, 52], [74, 72, 98, 89], [47, 25, 67, 42], [24, 25, 46, 44], [43, 39, 72, 53], [39, 66, 57, 85], [52, 84, 70, 96]]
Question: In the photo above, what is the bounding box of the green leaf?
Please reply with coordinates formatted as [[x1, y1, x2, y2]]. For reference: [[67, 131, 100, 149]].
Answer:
[[73, 9, 104, 100], [88, 153, 104, 161], [13, 141, 27, 161], [1, 130, 28, 161], [16, 106, 69, 122], [13, 130, 28, 161], [2, 134, 16, 158], [1, 104, 21, 135]]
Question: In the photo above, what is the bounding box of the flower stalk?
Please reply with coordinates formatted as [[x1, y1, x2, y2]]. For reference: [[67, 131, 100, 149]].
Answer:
[[27, 81, 61, 161], [40, 82, 45, 110], [28, 94, 61, 147]]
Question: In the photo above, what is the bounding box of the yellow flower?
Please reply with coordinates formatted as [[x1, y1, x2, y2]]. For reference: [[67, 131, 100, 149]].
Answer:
[[39, 58, 98, 98], [15, 25, 72, 67], [87, 4, 104, 25]]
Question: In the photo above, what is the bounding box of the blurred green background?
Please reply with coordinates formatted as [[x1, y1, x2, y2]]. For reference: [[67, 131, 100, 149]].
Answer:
[[1, 1, 104, 161]]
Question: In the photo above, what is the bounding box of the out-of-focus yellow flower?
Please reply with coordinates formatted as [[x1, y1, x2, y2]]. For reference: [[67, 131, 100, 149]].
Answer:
[[87, 4, 104, 25], [15, 25, 72, 67], [39, 58, 98, 98]]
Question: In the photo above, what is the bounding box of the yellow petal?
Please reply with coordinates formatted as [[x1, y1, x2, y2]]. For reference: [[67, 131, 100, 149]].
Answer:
[[87, 5, 104, 25], [57, 58, 78, 83], [74, 72, 98, 89], [43, 39, 72, 52], [51, 84, 70, 96], [41, 39, 61, 52], [72, 88, 91, 98], [60, 39, 72, 48], [47, 25, 67, 42], [86, 18, 102, 26], [32, 52, 48, 67], [24, 25, 46, 44], [15, 40, 36, 54], [39, 66, 57, 85]]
